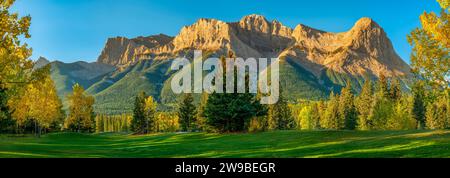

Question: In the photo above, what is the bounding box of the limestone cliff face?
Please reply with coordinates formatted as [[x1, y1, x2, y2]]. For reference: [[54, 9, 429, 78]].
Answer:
[[97, 15, 411, 78], [97, 34, 173, 67], [283, 17, 411, 77]]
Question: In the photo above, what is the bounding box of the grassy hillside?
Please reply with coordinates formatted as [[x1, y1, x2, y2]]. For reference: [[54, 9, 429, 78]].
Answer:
[[50, 61, 115, 108], [0, 130, 448, 158], [89, 59, 174, 114]]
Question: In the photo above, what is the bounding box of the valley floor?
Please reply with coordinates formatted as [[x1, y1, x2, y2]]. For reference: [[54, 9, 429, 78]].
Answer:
[[0, 130, 449, 158]]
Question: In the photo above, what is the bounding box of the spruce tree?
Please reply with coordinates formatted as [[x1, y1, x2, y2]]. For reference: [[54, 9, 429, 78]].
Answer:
[[196, 92, 209, 131], [204, 56, 265, 132], [390, 78, 402, 101], [267, 87, 292, 130], [412, 81, 426, 129], [339, 81, 357, 130], [355, 78, 373, 130], [378, 74, 390, 98], [322, 91, 340, 130], [178, 93, 197, 132], [144, 96, 157, 133], [316, 100, 327, 129], [131, 91, 146, 134]]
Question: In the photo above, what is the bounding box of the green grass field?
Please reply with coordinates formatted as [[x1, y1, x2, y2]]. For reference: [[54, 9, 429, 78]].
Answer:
[[0, 130, 449, 158]]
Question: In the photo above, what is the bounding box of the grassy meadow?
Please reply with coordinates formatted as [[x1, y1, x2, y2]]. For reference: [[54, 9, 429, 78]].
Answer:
[[0, 130, 449, 158]]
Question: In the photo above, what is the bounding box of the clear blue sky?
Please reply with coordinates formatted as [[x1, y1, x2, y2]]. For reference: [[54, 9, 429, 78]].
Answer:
[[12, 0, 441, 63]]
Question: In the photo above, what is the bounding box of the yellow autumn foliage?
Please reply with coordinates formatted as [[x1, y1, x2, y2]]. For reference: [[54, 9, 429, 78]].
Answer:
[[408, 0, 450, 89]]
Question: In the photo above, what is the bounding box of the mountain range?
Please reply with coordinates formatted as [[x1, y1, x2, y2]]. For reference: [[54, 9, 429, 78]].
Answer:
[[38, 15, 413, 114]]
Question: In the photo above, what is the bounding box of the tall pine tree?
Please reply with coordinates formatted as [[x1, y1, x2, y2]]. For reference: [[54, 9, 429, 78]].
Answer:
[[196, 92, 209, 131], [339, 81, 357, 130], [378, 74, 390, 99], [390, 78, 402, 101], [131, 91, 147, 134], [144, 96, 157, 133], [355, 78, 374, 130], [322, 91, 340, 130], [267, 87, 292, 130], [178, 93, 197, 132]]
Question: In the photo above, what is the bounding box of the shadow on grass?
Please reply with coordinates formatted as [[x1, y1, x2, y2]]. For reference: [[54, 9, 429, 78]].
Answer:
[[0, 130, 449, 158]]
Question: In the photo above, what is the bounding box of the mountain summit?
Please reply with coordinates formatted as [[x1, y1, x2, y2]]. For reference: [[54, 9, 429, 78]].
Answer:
[[97, 15, 410, 78]]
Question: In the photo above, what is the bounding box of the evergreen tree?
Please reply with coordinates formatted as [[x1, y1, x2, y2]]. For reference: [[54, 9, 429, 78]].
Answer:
[[131, 91, 147, 134], [322, 91, 340, 129], [205, 91, 262, 132], [412, 81, 427, 129], [178, 93, 197, 132], [267, 87, 292, 130], [378, 74, 390, 99], [316, 100, 326, 129], [355, 78, 374, 130], [368, 75, 396, 130], [204, 56, 265, 132], [368, 95, 392, 130], [338, 81, 357, 130], [144, 96, 157, 133], [390, 78, 402, 101], [196, 92, 209, 131]]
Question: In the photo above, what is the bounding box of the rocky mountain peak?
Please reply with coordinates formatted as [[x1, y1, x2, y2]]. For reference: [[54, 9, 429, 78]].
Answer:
[[96, 15, 410, 79], [34, 56, 51, 69], [172, 18, 232, 52], [238, 14, 271, 33], [352, 17, 380, 31], [292, 24, 327, 42]]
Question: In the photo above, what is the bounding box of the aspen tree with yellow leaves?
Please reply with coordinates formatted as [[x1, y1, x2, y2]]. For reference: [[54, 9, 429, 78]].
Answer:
[[0, 0, 34, 132], [10, 66, 64, 136], [408, 0, 449, 90], [64, 84, 95, 132]]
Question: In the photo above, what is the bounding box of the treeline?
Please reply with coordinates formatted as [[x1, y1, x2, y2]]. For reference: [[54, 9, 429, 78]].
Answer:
[[94, 112, 179, 133], [291, 76, 449, 131], [95, 114, 131, 133]]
